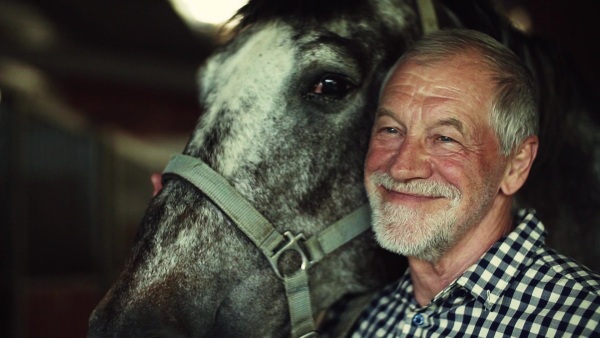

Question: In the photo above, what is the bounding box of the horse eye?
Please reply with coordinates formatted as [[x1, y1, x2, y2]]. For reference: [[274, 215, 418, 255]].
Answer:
[[309, 74, 356, 101]]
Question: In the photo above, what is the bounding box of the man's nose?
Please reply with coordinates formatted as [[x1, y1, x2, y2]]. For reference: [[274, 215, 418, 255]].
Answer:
[[388, 138, 432, 181]]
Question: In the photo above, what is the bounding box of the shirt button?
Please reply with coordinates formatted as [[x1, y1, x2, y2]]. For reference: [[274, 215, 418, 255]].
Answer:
[[412, 313, 425, 326]]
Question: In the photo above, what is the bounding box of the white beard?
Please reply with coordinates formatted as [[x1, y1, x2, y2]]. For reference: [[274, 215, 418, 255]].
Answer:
[[367, 172, 490, 263]]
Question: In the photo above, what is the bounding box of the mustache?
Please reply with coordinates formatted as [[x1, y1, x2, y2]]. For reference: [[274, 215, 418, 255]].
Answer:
[[369, 172, 461, 200]]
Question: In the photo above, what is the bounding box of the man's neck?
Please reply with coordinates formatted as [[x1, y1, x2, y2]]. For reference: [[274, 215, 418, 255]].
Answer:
[[408, 199, 514, 307]]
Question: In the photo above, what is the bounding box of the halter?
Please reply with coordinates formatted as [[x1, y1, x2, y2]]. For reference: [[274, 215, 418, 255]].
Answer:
[[162, 154, 372, 338], [416, 0, 439, 35]]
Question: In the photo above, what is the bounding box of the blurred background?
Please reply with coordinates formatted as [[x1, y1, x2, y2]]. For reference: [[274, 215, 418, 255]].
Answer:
[[0, 0, 598, 337]]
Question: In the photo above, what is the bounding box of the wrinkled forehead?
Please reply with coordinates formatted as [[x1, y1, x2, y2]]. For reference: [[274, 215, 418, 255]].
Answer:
[[380, 52, 496, 100]]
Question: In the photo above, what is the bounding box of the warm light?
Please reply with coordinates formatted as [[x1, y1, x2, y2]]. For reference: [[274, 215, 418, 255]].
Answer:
[[507, 6, 533, 34], [169, 0, 247, 27]]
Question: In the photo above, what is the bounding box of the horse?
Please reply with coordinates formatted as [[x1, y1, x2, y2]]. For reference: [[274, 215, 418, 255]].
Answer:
[[88, 0, 600, 337]]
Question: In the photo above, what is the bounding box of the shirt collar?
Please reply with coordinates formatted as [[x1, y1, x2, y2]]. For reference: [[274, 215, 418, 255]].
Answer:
[[454, 209, 546, 310]]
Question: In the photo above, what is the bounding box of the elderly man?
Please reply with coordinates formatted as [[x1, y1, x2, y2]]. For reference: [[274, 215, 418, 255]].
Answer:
[[350, 29, 600, 337]]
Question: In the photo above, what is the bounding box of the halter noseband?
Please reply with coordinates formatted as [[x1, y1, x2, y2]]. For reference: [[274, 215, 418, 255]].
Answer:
[[162, 154, 371, 338]]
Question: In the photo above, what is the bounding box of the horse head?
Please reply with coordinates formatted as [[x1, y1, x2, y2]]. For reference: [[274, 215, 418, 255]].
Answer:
[[88, 0, 418, 336]]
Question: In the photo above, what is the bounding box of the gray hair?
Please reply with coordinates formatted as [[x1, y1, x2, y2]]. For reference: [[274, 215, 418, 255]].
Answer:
[[386, 29, 538, 155]]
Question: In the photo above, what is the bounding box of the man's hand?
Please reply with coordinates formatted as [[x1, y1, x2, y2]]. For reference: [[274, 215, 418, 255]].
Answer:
[[151, 173, 162, 197]]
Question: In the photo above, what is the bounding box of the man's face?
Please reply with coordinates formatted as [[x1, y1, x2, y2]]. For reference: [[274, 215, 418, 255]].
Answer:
[[365, 55, 509, 262]]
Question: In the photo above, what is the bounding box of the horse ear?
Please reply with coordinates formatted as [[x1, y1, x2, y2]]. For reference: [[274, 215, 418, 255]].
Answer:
[[500, 135, 539, 196]]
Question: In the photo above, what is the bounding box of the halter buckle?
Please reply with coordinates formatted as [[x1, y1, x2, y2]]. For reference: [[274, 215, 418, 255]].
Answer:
[[268, 231, 312, 279]]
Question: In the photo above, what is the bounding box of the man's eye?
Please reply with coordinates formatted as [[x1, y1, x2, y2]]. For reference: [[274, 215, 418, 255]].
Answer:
[[384, 127, 398, 134], [438, 135, 455, 142]]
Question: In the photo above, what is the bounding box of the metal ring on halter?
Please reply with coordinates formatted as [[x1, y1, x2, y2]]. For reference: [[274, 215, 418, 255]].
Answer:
[[268, 231, 313, 279]]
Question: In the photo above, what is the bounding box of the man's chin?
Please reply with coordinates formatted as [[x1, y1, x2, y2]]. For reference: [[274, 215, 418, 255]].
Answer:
[[370, 205, 459, 261], [372, 220, 422, 253], [374, 230, 409, 255], [373, 227, 447, 263]]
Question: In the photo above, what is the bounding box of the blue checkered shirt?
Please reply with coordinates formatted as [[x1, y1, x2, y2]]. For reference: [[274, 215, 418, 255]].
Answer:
[[349, 209, 600, 337]]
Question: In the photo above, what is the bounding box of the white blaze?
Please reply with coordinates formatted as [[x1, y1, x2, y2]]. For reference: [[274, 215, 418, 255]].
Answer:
[[197, 23, 297, 177]]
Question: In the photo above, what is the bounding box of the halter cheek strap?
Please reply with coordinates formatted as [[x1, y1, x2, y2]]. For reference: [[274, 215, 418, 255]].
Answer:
[[416, 0, 439, 34], [163, 154, 371, 338]]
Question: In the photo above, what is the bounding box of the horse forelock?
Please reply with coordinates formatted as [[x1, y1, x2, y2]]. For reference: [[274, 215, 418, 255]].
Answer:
[[234, 0, 372, 29], [231, 0, 417, 39]]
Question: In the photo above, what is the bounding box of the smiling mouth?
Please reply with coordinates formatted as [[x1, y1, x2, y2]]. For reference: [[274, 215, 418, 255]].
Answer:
[[369, 172, 461, 204], [383, 187, 443, 199]]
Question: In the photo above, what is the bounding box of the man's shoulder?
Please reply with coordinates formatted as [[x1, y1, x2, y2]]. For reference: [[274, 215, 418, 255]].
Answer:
[[509, 210, 600, 296], [493, 245, 600, 335], [526, 245, 600, 296]]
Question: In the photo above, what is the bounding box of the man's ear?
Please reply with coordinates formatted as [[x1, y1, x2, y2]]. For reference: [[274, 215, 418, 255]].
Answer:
[[500, 135, 539, 196]]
